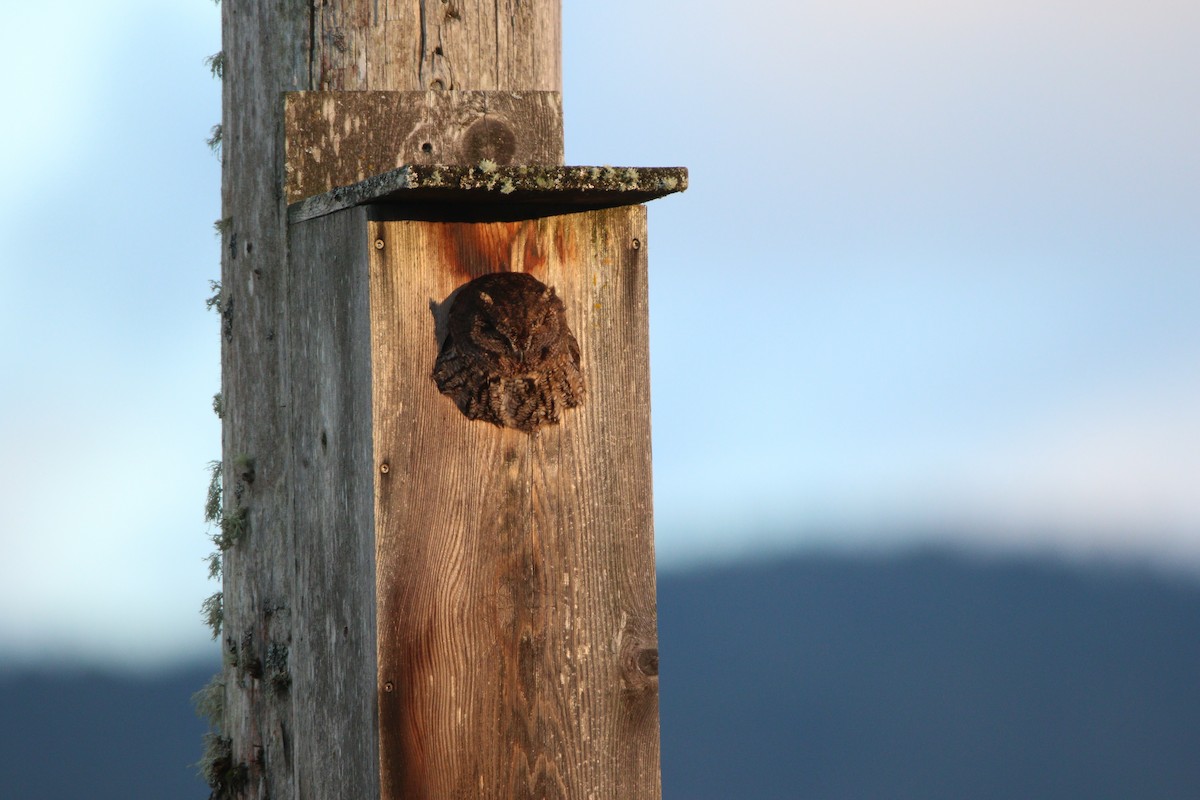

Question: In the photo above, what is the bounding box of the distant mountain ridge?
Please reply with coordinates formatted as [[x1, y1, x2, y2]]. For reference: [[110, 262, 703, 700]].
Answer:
[[658, 549, 1200, 799], [2, 549, 1198, 799]]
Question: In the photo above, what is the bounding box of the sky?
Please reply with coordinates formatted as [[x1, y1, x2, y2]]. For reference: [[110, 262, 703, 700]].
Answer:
[[0, 0, 1196, 668]]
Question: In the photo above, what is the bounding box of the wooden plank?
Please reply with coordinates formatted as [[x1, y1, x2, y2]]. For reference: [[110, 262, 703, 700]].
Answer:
[[288, 164, 689, 224], [313, 0, 561, 93], [285, 91, 565, 204], [217, 3, 310, 798], [286, 207, 381, 798], [369, 206, 661, 799]]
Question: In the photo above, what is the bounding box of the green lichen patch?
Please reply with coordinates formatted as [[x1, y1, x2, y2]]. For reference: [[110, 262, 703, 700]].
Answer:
[[265, 642, 292, 695], [206, 551, 222, 581], [192, 671, 226, 728], [204, 460, 222, 524], [233, 454, 256, 484], [205, 281, 223, 313], [205, 51, 225, 80], [206, 124, 223, 155], [202, 591, 224, 640], [197, 733, 247, 798], [216, 507, 249, 550], [204, 458, 250, 558]]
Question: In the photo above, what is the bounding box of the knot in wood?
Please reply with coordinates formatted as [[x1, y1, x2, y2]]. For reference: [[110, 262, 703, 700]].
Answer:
[[463, 117, 518, 166], [636, 647, 659, 677], [618, 631, 660, 692]]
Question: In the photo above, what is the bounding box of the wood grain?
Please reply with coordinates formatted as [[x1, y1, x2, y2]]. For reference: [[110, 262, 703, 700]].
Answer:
[[370, 206, 661, 799], [286, 208, 381, 798], [313, 0, 561, 93], [284, 90, 565, 203], [217, 2, 310, 798]]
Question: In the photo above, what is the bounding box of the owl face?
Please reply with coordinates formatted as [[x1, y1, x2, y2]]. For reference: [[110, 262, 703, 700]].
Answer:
[[435, 271, 584, 431], [460, 273, 564, 369]]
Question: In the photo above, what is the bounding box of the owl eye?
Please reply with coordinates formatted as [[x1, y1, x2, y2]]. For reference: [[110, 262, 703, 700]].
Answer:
[[475, 319, 507, 345]]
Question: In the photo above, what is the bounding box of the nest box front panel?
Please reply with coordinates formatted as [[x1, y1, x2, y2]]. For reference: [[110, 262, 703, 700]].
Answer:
[[368, 206, 661, 799]]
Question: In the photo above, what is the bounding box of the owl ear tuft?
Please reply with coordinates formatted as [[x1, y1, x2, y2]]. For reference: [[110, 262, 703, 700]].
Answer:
[[479, 292, 494, 305]]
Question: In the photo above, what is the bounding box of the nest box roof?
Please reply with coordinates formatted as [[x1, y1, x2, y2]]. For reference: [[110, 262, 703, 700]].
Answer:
[[288, 164, 688, 223]]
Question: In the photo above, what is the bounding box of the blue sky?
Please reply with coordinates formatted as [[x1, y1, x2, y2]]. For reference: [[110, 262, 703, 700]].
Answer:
[[0, 0, 1197, 667]]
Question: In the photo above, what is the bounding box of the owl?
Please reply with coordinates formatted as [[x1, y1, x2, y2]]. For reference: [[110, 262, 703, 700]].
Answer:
[[432, 272, 584, 432]]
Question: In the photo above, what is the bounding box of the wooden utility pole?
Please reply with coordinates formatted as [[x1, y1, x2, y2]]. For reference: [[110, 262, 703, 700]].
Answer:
[[211, 3, 683, 799]]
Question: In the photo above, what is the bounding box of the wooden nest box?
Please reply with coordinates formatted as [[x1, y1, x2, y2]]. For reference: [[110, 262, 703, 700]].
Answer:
[[280, 91, 685, 798]]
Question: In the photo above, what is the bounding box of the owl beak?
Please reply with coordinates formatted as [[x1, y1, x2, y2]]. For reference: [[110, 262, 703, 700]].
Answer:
[[515, 336, 532, 364]]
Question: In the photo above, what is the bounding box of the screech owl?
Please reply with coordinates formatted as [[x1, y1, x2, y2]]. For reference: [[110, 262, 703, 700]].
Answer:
[[432, 272, 584, 432]]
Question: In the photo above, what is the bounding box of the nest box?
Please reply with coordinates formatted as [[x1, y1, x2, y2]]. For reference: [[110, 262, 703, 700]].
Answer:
[[281, 90, 685, 798]]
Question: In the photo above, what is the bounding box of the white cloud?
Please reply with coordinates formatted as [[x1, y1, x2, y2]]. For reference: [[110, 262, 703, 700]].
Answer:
[[941, 364, 1200, 537], [654, 357, 1200, 570]]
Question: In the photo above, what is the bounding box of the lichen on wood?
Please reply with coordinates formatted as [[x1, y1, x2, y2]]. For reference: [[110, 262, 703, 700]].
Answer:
[[205, 51, 225, 80], [197, 732, 247, 799], [201, 591, 223, 639], [206, 124, 223, 155], [193, 671, 226, 729], [205, 281, 223, 313], [289, 163, 688, 223]]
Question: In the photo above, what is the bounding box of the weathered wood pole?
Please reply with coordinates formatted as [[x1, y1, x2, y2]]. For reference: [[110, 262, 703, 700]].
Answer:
[[216, 2, 680, 799]]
